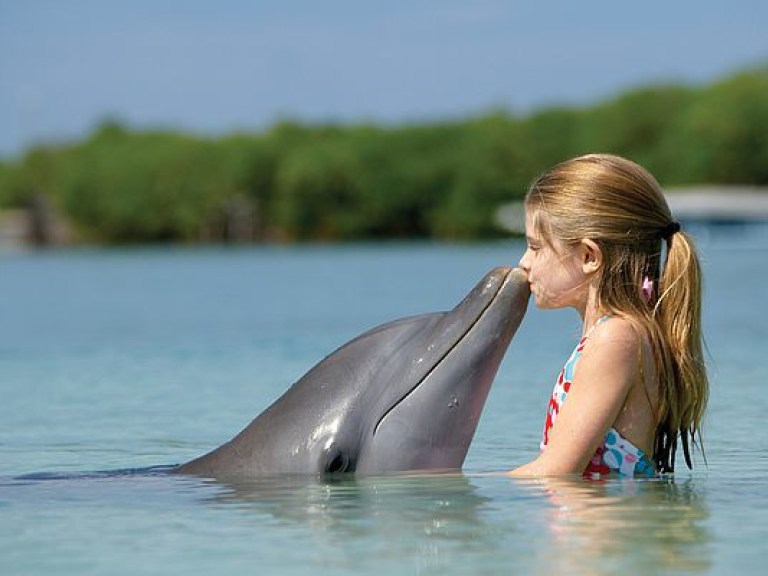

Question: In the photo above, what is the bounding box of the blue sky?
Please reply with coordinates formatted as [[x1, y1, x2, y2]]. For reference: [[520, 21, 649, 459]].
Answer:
[[1, 0, 766, 158]]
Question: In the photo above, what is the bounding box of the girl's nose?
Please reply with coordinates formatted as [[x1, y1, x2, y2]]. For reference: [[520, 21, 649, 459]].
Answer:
[[518, 249, 530, 271]]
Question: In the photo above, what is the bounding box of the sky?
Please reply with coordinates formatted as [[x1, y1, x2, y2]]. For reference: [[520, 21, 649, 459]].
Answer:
[[1, 0, 766, 158]]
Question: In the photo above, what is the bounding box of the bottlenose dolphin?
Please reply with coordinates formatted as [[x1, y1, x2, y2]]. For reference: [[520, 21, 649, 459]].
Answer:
[[176, 266, 529, 478]]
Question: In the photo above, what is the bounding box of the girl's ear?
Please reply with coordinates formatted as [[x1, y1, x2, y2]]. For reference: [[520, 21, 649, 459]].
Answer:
[[579, 239, 602, 275]]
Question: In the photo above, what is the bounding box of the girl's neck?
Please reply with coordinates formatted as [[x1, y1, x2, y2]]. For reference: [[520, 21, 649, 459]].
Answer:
[[579, 284, 606, 337], [581, 308, 608, 337]]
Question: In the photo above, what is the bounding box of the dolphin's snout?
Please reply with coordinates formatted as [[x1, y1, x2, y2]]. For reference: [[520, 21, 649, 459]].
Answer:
[[476, 266, 530, 309]]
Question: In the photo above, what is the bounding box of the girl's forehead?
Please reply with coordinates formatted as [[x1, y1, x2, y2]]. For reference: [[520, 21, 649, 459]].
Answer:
[[524, 209, 537, 228], [524, 209, 547, 237], [525, 209, 574, 253]]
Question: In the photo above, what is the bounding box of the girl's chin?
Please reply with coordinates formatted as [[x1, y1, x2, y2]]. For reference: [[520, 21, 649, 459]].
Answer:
[[532, 295, 558, 310]]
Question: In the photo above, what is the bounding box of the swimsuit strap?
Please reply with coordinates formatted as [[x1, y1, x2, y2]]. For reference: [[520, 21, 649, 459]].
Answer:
[[596, 313, 611, 324], [584, 314, 611, 339]]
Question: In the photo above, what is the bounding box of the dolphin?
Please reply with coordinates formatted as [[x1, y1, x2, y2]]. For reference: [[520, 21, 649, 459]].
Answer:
[[175, 266, 529, 478]]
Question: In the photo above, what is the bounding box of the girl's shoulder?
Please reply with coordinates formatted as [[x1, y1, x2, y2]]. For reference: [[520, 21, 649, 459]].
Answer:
[[570, 315, 648, 405]]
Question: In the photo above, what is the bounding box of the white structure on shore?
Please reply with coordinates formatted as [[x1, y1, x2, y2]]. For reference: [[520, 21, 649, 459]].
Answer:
[[495, 186, 768, 234], [665, 187, 768, 221]]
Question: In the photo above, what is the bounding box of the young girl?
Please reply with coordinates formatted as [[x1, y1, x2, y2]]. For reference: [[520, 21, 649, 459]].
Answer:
[[509, 153, 708, 478]]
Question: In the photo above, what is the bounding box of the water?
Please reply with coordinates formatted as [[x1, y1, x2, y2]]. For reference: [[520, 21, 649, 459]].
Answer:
[[1, 229, 767, 575]]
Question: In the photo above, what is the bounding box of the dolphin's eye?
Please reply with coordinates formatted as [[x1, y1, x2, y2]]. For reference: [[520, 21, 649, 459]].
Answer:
[[326, 452, 350, 474]]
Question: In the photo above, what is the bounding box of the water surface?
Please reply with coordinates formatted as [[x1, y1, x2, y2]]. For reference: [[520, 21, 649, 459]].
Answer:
[[1, 230, 767, 574]]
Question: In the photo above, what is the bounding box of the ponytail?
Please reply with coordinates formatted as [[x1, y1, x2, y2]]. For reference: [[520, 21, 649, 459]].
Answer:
[[654, 230, 708, 472]]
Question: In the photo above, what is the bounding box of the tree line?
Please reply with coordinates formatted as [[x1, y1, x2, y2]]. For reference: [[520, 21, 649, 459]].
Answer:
[[1, 66, 766, 244]]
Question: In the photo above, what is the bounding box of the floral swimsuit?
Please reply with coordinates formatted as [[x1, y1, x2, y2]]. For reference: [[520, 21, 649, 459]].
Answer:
[[541, 317, 656, 478]]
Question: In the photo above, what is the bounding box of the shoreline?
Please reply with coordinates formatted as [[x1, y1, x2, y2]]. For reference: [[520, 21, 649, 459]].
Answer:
[[495, 186, 768, 233]]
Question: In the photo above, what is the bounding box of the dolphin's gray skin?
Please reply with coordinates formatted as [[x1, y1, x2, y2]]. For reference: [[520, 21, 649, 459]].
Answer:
[[176, 267, 529, 478]]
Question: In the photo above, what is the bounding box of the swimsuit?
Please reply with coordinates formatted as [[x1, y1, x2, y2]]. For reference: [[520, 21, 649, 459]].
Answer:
[[541, 317, 656, 478]]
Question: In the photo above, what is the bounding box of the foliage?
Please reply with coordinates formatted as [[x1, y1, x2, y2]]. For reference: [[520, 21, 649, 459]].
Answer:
[[658, 68, 768, 185], [56, 126, 240, 242], [1, 66, 766, 243]]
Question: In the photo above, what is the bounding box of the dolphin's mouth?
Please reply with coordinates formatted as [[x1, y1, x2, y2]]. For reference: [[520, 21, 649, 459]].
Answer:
[[371, 266, 517, 436]]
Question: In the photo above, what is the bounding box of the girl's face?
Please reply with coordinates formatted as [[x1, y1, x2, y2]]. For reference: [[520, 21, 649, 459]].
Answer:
[[518, 210, 591, 312]]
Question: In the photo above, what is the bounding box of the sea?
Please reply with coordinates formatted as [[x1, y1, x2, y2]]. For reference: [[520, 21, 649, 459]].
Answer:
[[1, 225, 766, 575]]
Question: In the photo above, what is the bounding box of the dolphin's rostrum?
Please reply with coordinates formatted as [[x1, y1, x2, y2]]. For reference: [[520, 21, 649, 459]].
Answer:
[[176, 267, 529, 478]]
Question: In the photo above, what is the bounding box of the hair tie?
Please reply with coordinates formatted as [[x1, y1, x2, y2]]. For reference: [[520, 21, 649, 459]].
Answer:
[[662, 221, 680, 240]]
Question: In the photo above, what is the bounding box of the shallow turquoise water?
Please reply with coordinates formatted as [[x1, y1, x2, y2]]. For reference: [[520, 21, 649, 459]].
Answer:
[[1, 229, 766, 575]]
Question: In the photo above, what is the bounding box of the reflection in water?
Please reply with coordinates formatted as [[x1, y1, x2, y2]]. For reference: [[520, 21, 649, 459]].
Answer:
[[532, 476, 711, 574], [203, 473, 499, 573], [3, 468, 713, 574], [199, 472, 712, 573]]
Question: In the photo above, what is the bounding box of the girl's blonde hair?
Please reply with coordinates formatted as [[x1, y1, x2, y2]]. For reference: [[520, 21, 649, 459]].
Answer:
[[526, 153, 708, 473]]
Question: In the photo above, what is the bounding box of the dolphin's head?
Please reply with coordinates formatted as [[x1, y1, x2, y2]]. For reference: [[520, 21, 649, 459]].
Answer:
[[351, 266, 529, 474], [177, 267, 529, 478]]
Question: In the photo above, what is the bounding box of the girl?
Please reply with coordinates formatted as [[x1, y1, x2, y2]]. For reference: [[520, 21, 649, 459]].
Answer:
[[510, 154, 708, 478]]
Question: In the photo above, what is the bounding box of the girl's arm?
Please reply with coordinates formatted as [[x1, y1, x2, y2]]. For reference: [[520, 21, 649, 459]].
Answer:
[[509, 317, 641, 477]]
